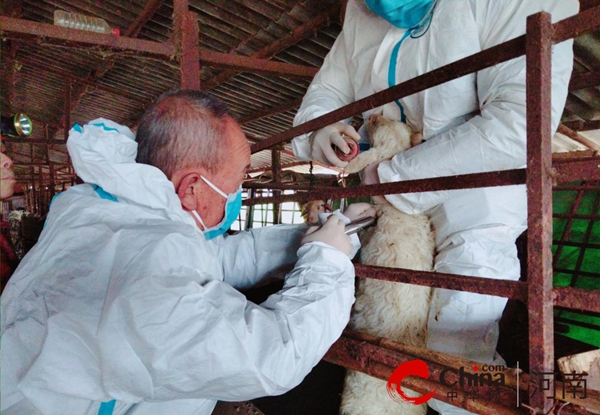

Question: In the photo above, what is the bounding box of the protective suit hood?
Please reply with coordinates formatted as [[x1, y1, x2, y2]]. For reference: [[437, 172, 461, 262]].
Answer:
[[67, 118, 196, 227]]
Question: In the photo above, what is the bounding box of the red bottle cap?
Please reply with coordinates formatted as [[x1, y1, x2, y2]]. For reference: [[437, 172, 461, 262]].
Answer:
[[112, 27, 120, 36], [335, 137, 359, 162]]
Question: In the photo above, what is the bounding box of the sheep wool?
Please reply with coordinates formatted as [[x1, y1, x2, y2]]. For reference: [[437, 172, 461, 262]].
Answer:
[[341, 115, 435, 415]]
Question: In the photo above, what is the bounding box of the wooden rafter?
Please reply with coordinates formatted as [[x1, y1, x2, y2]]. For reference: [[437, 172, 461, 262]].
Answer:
[[54, 0, 164, 141], [0, 16, 318, 79], [562, 119, 600, 131], [237, 97, 302, 125], [125, 0, 163, 38], [569, 71, 600, 91], [173, 0, 201, 90], [17, 57, 152, 106], [201, 3, 340, 90]]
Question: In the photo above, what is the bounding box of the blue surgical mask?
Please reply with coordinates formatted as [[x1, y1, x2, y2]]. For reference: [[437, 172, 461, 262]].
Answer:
[[366, 0, 435, 29], [191, 176, 242, 240]]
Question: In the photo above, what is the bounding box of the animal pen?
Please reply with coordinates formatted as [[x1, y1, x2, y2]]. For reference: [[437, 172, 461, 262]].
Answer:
[[1, 0, 599, 414]]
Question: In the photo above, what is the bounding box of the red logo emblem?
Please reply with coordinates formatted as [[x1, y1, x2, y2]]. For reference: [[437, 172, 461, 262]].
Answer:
[[386, 359, 436, 405]]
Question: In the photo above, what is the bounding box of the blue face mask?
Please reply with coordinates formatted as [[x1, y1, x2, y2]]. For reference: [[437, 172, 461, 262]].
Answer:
[[365, 0, 435, 29], [191, 176, 242, 240]]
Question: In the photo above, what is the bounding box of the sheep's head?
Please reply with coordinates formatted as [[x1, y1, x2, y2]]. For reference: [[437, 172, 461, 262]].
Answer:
[[366, 114, 413, 151], [300, 200, 332, 224]]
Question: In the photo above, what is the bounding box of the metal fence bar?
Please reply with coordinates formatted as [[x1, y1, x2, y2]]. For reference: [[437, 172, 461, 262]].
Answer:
[[350, 265, 599, 313], [552, 5, 600, 43], [242, 155, 600, 206], [324, 331, 600, 414], [553, 156, 600, 183], [354, 264, 528, 302], [552, 241, 600, 249], [553, 286, 600, 312], [525, 12, 555, 413], [554, 184, 600, 192], [554, 268, 600, 279], [553, 213, 600, 220], [324, 334, 525, 415], [243, 169, 526, 206]]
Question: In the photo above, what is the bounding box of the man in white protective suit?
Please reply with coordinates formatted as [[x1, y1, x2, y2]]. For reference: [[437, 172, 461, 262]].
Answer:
[[1, 90, 376, 415], [292, 0, 578, 413]]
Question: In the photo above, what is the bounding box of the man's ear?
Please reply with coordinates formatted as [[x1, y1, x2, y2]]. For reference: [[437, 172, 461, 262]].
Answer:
[[176, 172, 201, 211]]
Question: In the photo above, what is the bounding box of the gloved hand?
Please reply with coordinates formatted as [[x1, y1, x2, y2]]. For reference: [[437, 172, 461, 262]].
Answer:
[[315, 204, 374, 259], [343, 202, 376, 222], [309, 122, 360, 168], [301, 215, 353, 256]]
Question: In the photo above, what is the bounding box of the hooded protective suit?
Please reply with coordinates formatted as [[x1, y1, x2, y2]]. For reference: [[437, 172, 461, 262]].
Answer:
[[1, 119, 356, 415], [293, 0, 576, 413]]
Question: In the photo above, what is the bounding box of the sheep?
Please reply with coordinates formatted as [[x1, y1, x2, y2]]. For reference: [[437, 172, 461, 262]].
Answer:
[[300, 199, 333, 225], [340, 114, 435, 415]]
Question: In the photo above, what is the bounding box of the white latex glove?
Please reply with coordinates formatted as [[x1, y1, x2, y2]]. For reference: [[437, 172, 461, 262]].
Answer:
[[342, 202, 376, 222], [316, 204, 375, 260], [301, 215, 353, 256], [309, 122, 360, 168]]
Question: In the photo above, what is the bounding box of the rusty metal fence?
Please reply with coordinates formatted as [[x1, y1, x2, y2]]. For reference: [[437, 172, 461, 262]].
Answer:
[[243, 7, 600, 414], [3, 1, 597, 412]]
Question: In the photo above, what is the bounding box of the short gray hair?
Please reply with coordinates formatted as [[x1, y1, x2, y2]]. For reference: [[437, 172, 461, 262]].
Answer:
[[136, 90, 232, 179]]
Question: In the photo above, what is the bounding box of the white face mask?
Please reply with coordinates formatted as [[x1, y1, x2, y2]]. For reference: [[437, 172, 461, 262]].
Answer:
[[191, 175, 242, 240]]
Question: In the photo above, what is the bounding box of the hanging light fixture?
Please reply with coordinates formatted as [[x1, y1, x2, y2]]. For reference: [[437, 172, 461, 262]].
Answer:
[[1, 113, 33, 137]]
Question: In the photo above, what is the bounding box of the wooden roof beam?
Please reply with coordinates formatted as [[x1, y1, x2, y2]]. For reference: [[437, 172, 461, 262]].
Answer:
[[4, 139, 67, 144], [17, 57, 152, 105], [202, 3, 340, 90], [238, 97, 302, 125], [1, 16, 317, 79], [126, 0, 163, 38], [562, 120, 600, 131], [4, 42, 18, 114], [200, 50, 317, 78], [173, 0, 201, 90], [247, 161, 308, 175], [54, 1, 163, 140], [569, 71, 600, 91], [0, 16, 175, 57], [558, 124, 600, 152]]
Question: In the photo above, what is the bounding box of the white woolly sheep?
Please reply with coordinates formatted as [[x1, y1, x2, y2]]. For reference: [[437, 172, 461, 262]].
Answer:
[[340, 114, 435, 415]]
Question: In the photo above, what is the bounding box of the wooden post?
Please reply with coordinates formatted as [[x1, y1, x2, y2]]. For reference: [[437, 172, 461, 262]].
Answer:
[[272, 148, 281, 224], [64, 76, 71, 140], [173, 0, 200, 90]]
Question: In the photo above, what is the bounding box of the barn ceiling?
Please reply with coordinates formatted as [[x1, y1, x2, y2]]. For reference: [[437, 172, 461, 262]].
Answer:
[[1, 0, 599, 187]]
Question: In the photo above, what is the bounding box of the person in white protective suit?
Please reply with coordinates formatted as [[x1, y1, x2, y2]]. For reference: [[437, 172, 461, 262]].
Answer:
[[292, 0, 578, 413], [1, 90, 376, 415]]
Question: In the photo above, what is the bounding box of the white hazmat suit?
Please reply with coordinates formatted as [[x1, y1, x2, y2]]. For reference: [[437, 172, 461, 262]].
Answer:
[[293, 0, 577, 413], [1, 120, 356, 415]]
